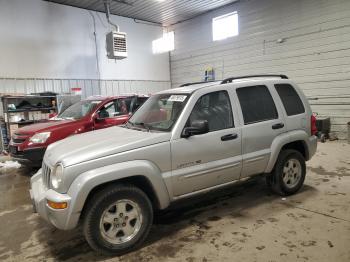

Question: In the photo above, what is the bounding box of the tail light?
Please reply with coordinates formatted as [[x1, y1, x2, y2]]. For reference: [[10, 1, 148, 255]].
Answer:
[[311, 114, 317, 136]]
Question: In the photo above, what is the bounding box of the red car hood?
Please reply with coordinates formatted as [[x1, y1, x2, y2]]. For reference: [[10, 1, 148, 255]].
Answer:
[[16, 120, 76, 135]]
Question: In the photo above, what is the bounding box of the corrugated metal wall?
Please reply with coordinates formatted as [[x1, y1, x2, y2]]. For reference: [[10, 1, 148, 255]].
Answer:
[[0, 78, 171, 98], [170, 0, 350, 139]]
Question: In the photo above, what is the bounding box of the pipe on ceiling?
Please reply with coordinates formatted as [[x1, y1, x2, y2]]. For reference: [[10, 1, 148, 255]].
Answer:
[[103, 0, 119, 31]]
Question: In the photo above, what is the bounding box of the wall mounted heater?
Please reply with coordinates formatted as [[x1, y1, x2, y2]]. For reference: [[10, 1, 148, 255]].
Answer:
[[106, 31, 128, 60]]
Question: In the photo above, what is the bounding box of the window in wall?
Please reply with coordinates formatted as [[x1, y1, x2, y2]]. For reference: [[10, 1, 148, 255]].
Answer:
[[236, 85, 278, 124], [152, 31, 175, 54], [212, 11, 239, 41], [275, 84, 305, 116]]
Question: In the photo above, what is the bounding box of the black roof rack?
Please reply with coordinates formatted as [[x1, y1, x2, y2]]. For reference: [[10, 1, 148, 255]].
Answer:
[[180, 80, 216, 87], [221, 74, 288, 84]]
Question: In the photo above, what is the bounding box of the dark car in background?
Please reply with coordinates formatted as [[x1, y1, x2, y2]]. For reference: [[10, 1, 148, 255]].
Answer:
[[9, 95, 148, 166]]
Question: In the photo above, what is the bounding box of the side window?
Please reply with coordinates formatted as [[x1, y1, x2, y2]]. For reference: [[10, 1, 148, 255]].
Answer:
[[98, 101, 115, 118], [116, 98, 131, 115], [275, 84, 305, 116], [188, 91, 234, 132], [236, 85, 278, 124], [98, 99, 130, 118]]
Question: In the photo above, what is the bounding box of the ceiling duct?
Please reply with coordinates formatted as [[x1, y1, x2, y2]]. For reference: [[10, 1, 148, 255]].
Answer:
[[103, 0, 119, 32]]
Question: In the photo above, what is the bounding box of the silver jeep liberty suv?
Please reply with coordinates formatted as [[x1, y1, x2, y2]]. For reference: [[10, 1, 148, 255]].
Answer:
[[30, 74, 317, 255]]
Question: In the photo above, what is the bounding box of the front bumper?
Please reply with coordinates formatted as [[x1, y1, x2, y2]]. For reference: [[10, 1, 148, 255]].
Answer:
[[10, 146, 46, 167], [30, 169, 80, 230]]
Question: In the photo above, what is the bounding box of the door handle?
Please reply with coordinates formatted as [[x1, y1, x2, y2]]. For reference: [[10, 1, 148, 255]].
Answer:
[[221, 133, 238, 141], [272, 123, 285, 129]]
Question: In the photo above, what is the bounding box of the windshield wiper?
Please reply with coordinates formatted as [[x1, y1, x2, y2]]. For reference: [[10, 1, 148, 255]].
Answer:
[[134, 122, 150, 132], [123, 120, 133, 129]]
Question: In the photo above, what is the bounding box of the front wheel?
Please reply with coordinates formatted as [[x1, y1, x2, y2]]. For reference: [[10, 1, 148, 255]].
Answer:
[[83, 184, 153, 255], [266, 149, 306, 196]]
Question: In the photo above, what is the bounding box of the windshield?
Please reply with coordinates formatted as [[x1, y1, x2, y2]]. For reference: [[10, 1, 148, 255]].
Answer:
[[58, 100, 102, 120], [127, 94, 189, 132]]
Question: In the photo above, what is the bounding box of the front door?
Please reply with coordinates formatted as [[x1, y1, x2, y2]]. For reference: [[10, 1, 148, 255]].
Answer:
[[171, 90, 242, 197], [94, 98, 132, 129]]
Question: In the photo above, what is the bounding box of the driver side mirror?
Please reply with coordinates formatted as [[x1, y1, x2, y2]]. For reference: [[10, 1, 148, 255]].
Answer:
[[181, 120, 209, 138]]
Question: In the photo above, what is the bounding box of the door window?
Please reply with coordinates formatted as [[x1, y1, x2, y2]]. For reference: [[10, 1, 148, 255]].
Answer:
[[187, 91, 234, 131], [236, 85, 278, 125], [98, 101, 114, 118], [98, 98, 133, 118], [116, 98, 131, 116]]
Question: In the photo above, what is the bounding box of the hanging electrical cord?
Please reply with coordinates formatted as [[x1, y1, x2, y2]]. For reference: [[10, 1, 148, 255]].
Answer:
[[89, 11, 101, 88]]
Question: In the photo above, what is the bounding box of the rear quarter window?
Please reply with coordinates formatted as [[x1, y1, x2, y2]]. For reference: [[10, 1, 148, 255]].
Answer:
[[275, 84, 305, 116]]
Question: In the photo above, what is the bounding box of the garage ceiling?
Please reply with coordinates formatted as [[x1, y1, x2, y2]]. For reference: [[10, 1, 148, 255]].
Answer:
[[44, 0, 239, 26]]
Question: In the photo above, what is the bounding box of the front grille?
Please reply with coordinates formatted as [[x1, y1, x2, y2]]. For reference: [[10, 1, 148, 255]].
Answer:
[[9, 145, 20, 155], [14, 133, 26, 136], [12, 133, 29, 144], [42, 162, 51, 188], [12, 138, 26, 144]]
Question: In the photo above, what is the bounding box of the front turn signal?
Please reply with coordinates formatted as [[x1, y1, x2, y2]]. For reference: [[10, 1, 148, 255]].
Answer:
[[47, 200, 67, 209]]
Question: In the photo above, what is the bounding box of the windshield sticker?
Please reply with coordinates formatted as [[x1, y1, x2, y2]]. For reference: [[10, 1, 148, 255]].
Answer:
[[168, 95, 187, 102]]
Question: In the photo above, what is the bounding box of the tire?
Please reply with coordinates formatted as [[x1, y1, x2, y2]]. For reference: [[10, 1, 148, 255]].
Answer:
[[83, 184, 153, 255], [266, 149, 306, 196]]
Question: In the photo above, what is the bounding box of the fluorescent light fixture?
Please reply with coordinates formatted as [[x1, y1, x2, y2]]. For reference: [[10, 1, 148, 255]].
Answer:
[[152, 31, 174, 54], [213, 11, 239, 41]]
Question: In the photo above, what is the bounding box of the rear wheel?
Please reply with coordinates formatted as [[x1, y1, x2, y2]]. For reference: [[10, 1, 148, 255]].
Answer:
[[266, 149, 306, 196], [83, 184, 153, 255]]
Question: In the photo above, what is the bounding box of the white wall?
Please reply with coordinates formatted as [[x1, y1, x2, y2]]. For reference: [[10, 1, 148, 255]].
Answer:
[[170, 0, 350, 139], [0, 0, 170, 82]]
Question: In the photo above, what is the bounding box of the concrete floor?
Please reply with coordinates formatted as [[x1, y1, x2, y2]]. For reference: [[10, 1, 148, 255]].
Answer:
[[0, 141, 350, 262]]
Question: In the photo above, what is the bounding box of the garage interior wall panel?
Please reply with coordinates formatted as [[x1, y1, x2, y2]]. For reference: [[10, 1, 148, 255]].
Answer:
[[169, 0, 350, 139], [0, 78, 170, 98], [0, 0, 170, 95]]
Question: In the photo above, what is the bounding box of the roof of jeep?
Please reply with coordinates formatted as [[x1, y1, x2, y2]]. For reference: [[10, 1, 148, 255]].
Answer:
[[159, 77, 291, 95], [158, 81, 221, 94]]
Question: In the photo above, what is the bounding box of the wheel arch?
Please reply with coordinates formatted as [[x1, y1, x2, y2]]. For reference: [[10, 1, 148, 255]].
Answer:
[[281, 140, 308, 160], [265, 130, 310, 173], [66, 160, 171, 228], [80, 175, 162, 220]]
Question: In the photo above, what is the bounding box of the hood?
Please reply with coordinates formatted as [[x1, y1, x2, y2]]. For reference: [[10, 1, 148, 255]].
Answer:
[[44, 126, 171, 167], [16, 120, 76, 135]]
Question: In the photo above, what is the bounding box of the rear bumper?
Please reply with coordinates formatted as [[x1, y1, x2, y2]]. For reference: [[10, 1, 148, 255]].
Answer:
[[10, 147, 46, 166], [307, 135, 317, 160]]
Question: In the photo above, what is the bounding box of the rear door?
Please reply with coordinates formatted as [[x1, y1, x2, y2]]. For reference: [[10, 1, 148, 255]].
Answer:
[[171, 90, 242, 196], [236, 84, 286, 178]]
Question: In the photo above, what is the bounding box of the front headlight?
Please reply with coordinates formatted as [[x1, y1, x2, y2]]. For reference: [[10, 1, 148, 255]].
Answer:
[[51, 163, 64, 189], [29, 132, 51, 144]]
